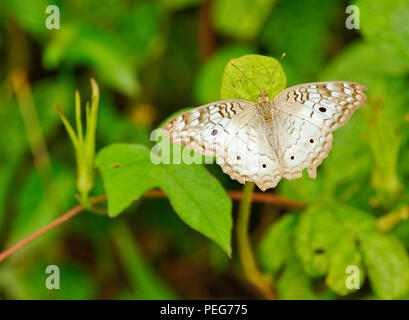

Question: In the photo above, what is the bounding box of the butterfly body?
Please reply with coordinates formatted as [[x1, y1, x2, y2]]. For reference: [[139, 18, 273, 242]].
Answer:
[[164, 81, 367, 191]]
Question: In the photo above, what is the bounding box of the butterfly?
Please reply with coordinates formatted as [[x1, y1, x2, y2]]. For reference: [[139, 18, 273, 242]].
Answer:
[[163, 81, 367, 191]]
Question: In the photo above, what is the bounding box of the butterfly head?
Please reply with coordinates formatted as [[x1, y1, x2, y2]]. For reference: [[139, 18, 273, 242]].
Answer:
[[258, 90, 270, 104]]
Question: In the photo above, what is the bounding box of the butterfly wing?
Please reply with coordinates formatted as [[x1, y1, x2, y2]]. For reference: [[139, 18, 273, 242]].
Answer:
[[273, 81, 367, 131], [164, 99, 282, 191], [216, 114, 282, 191], [272, 81, 367, 179], [163, 99, 257, 157]]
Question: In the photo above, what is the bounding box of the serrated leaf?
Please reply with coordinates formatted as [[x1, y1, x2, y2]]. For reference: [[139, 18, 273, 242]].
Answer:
[[258, 214, 298, 273], [95, 143, 233, 256], [360, 231, 409, 299], [220, 54, 287, 102]]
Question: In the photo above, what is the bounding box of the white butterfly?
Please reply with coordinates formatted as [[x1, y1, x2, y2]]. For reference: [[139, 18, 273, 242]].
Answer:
[[163, 81, 367, 191]]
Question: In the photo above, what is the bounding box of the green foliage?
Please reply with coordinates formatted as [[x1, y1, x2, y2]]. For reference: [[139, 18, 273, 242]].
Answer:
[[221, 54, 287, 101], [260, 0, 340, 84], [212, 0, 276, 40], [258, 214, 298, 273], [1, 0, 409, 300], [295, 204, 371, 280], [95, 144, 232, 256], [276, 256, 317, 300], [111, 221, 177, 299], [357, 0, 409, 64], [57, 79, 99, 204], [259, 203, 409, 299], [360, 231, 409, 299], [194, 45, 255, 104]]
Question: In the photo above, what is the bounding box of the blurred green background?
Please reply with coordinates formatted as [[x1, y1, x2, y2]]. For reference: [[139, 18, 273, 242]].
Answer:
[[1, 0, 409, 300]]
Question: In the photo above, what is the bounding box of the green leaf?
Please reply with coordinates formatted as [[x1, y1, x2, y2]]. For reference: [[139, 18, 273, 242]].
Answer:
[[258, 214, 298, 273], [295, 204, 374, 279], [212, 0, 276, 40], [295, 205, 342, 277], [220, 54, 287, 101], [326, 235, 364, 296], [360, 231, 409, 299], [194, 45, 255, 104], [95, 143, 233, 256]]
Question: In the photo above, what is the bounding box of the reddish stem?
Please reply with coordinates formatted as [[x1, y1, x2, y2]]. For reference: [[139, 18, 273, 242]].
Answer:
[[0, 191, 304, 263]]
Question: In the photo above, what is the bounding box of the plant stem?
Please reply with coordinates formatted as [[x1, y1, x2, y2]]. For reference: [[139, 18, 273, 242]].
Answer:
[[377, 205, 409, 233], [0, 189, 304, 264], [237, 182, 276, 299], [0, 195, 106, 263]]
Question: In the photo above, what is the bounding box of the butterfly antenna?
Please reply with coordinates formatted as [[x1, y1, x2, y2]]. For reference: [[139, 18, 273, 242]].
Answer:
[[262, 52, 286, 93], [230, 62, 262, 93]]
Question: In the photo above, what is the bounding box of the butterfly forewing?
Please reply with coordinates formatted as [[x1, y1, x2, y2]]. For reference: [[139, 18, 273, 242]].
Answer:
[[163, 99, 257, 157], [271, 112, 333, 180], [273, 81, 367, 131]]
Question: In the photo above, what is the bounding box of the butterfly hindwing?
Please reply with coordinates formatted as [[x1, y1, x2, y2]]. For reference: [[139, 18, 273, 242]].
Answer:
[[272, 112, 333, 180], [216, 113, 282, 191]]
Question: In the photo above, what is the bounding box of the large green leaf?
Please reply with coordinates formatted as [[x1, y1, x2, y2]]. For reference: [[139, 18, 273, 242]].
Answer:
[[220, 54, 287, 102], [95, 143, 233, 256]]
